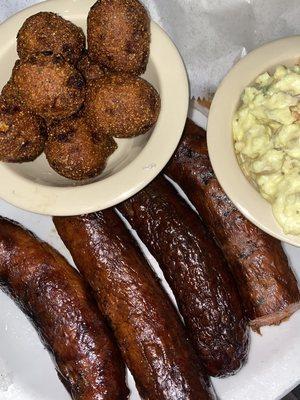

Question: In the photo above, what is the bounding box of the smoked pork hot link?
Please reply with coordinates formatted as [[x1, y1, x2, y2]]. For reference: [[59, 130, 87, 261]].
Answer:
[[0, 217, 128, 400], [54, 210, 216, 400], [118, 176, 249, 377], [166, 119, 300, 331]]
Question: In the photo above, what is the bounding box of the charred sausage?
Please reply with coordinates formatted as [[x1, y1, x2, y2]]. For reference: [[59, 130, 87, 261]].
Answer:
[[0, 217, 128, 400], [118, 176, 249, 377], [166, 119, 300, 331], [54, 210, 216, 400]]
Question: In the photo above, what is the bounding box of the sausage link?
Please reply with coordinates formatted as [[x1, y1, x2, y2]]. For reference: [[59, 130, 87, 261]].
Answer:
[[118, 176, 249, 377], [0, 217, 128, 400], [54, 210, 215, 400], [166, 119, 300, 331]]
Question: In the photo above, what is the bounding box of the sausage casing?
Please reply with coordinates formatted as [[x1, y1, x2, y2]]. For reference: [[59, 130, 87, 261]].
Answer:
[[0, 217, 128, 400], [166, 119, 300, 331], [118, 176, 249, 377], [54, 210, 216, 400]]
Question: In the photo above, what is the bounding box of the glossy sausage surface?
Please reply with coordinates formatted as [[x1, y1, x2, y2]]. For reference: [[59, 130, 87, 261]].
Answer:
[[166, 119, 300, 331], [118, 176, 249, 377], [0, 217, 128, 400], [54, 210, 215, 400]]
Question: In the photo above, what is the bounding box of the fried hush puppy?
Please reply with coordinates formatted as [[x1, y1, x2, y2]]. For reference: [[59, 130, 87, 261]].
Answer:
[[0, 99, 45, 163], [17, 12, 85, 64], [88, 0, 150, 75], [85, 73, 160, 138], [12, 53, 85, 120], [45, 116, 117, 180], [77, 51, 106, 82]]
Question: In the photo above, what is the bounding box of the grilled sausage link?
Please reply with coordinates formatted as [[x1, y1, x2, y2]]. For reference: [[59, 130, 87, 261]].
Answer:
[[118, 176, 249, 377], [54, 210, 216, 400], [166, 119, 300, 331], [0, 217, 128, 400]]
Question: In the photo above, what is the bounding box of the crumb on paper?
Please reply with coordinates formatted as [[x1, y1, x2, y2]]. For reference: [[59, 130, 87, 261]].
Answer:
[[197, 97, 213, 110]]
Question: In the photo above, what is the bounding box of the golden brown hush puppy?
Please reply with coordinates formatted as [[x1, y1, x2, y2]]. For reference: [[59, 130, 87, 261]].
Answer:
[[45, 116, 117, 180], [17, 12, 85, 64], [12, 53, 85, 120], [87, 0, 150, 75], [85, 73, 160, 138], [0, 99, 46, 163]]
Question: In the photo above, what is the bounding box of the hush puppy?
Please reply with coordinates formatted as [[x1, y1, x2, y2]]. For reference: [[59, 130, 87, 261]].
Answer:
[[17, 12, 85, 64], [87, 0, 150, 75], [45, 116, 117, 180], [85, 73, 160, 138], [12, 53, 85, 120], [0, 99, 46, 162]]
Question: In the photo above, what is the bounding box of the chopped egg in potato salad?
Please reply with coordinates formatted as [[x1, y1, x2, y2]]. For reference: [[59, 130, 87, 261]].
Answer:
[[233, 65, 300, 235]]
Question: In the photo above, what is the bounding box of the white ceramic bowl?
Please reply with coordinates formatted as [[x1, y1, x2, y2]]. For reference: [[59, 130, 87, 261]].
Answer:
[[207, 36, 300, 247], [0, 0, 189, 216]]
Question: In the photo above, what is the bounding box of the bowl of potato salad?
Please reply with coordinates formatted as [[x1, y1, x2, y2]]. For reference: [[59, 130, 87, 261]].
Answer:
[[207, 36, 300, 246]]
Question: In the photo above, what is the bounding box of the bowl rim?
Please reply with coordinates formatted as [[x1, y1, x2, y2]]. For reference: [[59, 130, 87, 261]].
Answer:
[[0, 0, 189, 216], [207, 35, 300, 247]]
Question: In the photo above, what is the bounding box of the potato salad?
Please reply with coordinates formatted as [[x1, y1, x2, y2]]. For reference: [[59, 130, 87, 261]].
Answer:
[[233, 65, 300, 235]]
